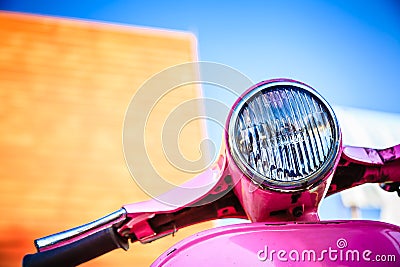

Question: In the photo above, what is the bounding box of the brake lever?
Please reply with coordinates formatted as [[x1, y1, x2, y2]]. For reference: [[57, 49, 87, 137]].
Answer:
[[35, 209, 127, 252]]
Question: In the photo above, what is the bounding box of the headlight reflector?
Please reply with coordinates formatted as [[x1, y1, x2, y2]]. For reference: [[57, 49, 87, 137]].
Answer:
[[228, 80, 340, 191]]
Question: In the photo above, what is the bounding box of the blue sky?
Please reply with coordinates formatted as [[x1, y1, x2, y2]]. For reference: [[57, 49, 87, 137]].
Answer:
[[2, 0, 400, 113]]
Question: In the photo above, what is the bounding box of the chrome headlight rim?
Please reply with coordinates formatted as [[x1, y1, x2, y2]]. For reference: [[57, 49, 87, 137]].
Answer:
[[227, 79, 341, 192]]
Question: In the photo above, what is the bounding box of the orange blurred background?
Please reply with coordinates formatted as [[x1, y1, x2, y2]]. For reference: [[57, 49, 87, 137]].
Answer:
[[0, 11, 211, 267]]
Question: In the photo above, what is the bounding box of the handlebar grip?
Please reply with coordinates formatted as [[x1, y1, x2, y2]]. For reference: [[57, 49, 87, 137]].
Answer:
[[22, 227, 129, 267]]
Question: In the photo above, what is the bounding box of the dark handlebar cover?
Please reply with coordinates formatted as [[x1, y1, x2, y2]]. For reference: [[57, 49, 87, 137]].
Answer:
[[22, 227, 129, 267]]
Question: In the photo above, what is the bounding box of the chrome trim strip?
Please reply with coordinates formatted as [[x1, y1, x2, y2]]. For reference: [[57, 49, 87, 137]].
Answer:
[[35, 208, 127, 251]]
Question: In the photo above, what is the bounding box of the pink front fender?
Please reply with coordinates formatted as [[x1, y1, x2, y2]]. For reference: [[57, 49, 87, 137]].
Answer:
[[152, 220, 400, 266]]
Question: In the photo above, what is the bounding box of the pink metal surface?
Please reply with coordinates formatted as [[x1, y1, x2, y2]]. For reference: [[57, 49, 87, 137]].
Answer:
[[328, 144, 400, 196], [152, 220, 400, 266], [342, 144, 400, 166], [119, 154, 248, 243]]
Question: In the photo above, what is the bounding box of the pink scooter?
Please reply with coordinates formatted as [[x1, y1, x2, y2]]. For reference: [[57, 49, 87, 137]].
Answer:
[[23, 79, 400, 266]]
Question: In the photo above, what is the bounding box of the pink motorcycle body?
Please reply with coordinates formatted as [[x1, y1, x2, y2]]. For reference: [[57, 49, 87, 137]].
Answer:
[[153, 220, 400, 266], [148, 143, 400, 266]]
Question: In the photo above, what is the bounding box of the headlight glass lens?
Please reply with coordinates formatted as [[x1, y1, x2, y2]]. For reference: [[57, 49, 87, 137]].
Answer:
[[229, 82, 339, 190]]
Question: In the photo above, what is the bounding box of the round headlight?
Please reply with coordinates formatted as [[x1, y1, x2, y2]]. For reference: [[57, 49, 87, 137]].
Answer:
[[228, 80, 340, 191]]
